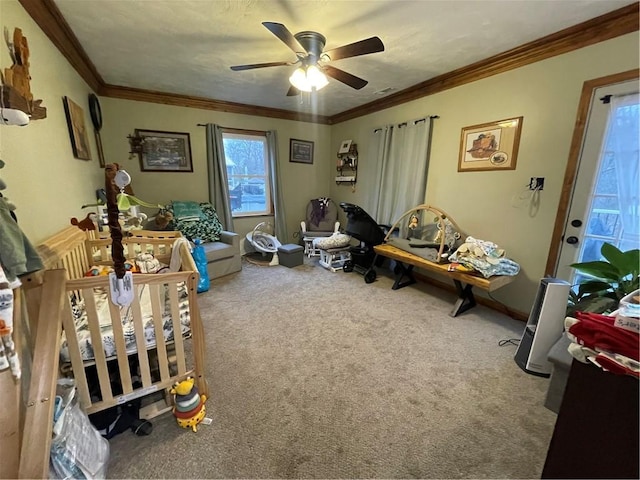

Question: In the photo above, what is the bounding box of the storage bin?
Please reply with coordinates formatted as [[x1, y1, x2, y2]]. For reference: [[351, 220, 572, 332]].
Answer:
[[278, 244, 304, 268]]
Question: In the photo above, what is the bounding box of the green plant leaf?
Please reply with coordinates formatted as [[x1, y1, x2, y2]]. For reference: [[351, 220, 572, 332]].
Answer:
[[577, 280, 613, 296], [569, 260, 619, 281], [578, 296, 617, 314], [601, 242, 625, 269], [623, 249, 640, 274], [602, 243, 639, 277]]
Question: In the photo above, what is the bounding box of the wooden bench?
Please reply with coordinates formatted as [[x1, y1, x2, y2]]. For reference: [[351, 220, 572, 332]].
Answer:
[[372, 243, 515, 316]]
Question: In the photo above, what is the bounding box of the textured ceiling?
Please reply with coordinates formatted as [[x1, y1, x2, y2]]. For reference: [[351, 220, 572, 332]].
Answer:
[[53, 0, 634, 117]]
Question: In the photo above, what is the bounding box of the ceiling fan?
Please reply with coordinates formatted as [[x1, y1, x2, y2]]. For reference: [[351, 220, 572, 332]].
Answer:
[[230, 22, 384, 96]]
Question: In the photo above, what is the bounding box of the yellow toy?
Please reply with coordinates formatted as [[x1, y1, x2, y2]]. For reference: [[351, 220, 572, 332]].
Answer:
[[170, 377, 207, 432]]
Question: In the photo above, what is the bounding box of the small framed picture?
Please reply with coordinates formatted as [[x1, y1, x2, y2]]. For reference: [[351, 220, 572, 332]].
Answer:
[[136, 129, 193, 172], [290, 138, 314, 164], [458, 116, 523, 172], [338, 139, 353, 154]]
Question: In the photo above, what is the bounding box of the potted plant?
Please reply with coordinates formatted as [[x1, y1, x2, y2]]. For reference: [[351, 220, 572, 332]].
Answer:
[[567, 242, 639, 315]]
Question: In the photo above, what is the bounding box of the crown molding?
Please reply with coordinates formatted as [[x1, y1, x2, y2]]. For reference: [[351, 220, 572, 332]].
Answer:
[[20, 0, 639, 124], [19, 0, 104, 92], [329, 2, 639, 124], [100, 84, 332, 124]]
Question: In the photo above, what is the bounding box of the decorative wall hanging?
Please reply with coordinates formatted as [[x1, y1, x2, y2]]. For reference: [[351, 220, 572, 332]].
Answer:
[[63, 96, 91, 160], [290, 138, 314, 164], [1, 27, 46, 120], [88, 93, 105, 167], [136, 129, 193, 172], [458, 116, 523, 172]]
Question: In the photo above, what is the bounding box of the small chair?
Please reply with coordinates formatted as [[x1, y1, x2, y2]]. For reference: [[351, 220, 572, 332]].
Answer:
[[300, 198, 340, 257]]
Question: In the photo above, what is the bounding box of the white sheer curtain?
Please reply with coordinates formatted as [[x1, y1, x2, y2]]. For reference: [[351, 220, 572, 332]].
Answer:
[[367, 117, 435, 225], [608, 93, 639, 250]]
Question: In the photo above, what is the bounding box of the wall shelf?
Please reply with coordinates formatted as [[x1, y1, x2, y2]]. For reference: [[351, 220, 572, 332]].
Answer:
[[335, 143, 358, 185]]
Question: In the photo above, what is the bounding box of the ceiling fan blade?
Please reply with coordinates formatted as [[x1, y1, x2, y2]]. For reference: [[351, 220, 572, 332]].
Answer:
[[230, 61, 293, 71], [322, 65, 368, 90], [324, 36, 384, 61], [262, 22, 306, 54], [286, 86, 301, 97]]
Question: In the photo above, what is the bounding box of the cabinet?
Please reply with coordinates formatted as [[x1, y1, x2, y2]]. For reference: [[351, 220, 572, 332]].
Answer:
[[541, 360, 639, 479], [336, 143, 358, 185]]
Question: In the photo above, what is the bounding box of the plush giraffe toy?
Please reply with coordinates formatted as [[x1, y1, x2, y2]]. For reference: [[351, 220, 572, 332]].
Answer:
[[170, 377, 207, 432]]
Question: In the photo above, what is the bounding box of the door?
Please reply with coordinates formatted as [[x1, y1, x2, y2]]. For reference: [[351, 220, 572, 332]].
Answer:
[[556, 79, 639, 283]]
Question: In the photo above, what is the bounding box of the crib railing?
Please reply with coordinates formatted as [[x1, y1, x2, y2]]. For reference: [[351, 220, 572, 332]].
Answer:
[[17, 270, 67, 479], [62, 271, 199, 416]]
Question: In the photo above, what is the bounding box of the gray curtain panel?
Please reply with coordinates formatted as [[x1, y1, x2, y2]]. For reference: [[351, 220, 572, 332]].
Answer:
[[266, 130, 288, 243], [206, 124, 233, 230]]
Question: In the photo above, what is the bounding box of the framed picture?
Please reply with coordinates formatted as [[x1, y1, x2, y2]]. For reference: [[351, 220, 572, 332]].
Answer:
[[136, 129, 193, 172], [458, 116, 523, 172], [338, 139, 352, 154], [63, 96, 91, 160], [290, 138, 314, 164]]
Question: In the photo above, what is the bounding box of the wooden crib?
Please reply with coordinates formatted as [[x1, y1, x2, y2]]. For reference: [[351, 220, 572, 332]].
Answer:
[[13, 226, 207, 478]]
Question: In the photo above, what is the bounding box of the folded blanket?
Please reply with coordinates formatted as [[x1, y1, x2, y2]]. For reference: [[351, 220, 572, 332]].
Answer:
[[568, 311, 639, 361], [172, 201, 205, 221], [449, 236, 520, 278]]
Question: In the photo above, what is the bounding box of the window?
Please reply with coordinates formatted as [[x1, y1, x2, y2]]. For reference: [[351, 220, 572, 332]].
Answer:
[[222, 130, 272, 217]]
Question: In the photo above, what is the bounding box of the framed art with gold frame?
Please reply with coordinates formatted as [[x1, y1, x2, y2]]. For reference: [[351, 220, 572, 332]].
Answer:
[[63, 96, 92, 160], [458, 116, 523, 172]]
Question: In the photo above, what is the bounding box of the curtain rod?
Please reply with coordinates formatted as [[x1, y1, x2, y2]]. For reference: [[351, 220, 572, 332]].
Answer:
[[373, 115, 439, 132]]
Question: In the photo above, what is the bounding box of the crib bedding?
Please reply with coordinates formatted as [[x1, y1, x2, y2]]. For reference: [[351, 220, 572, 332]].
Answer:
[[60, 281, 191, 363]]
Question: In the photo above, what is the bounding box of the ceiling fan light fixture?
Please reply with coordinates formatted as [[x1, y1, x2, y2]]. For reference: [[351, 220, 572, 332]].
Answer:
[[289, 65, 329, 92]]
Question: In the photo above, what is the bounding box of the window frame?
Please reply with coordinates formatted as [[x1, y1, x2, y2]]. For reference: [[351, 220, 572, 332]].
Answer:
[[221, 128, 273, 218]]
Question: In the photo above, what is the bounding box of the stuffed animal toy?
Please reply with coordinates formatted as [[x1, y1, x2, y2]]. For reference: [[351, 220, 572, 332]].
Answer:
[[85, 265, 110, 277], [85, 261, 137, 277], [170, 377, 207, 432], [144, 210, 173, 230], [71, 213, 97, 231]]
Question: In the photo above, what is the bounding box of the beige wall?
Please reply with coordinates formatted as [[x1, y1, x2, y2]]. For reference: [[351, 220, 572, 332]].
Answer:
[[1, 0, 103, 244], [99, 98, 332, 248], [329, 32, 640, 313]]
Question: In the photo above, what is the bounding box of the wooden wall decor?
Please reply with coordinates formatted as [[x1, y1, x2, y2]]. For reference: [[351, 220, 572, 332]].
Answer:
[[1, 27, 47, 120]]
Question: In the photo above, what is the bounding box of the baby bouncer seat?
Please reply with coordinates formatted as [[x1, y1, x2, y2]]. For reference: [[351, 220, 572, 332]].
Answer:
[[300, 197, 340, 257]]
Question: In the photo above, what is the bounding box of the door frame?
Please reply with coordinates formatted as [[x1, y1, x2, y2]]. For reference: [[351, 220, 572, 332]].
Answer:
[[545, 69, 640, 276]]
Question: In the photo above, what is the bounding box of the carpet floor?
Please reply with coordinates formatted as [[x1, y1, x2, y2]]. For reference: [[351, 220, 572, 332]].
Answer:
[[106, 256, 556, 478]]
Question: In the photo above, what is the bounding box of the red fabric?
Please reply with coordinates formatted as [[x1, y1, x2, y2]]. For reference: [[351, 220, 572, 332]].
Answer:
[[173, 402, 203, 419], [570, 311, 640, 361], [596, 354, 640, 378]]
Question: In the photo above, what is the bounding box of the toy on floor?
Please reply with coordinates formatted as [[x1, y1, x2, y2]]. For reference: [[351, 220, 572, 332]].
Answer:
[[170, 377, 207, 432]]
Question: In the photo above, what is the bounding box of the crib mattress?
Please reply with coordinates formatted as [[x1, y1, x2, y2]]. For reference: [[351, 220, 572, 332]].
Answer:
[[60, 282, 191, 363]]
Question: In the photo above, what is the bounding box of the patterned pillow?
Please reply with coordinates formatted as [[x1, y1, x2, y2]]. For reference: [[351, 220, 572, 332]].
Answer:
[[313, 233, 352, 250], [162, 202, 223, 242]]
